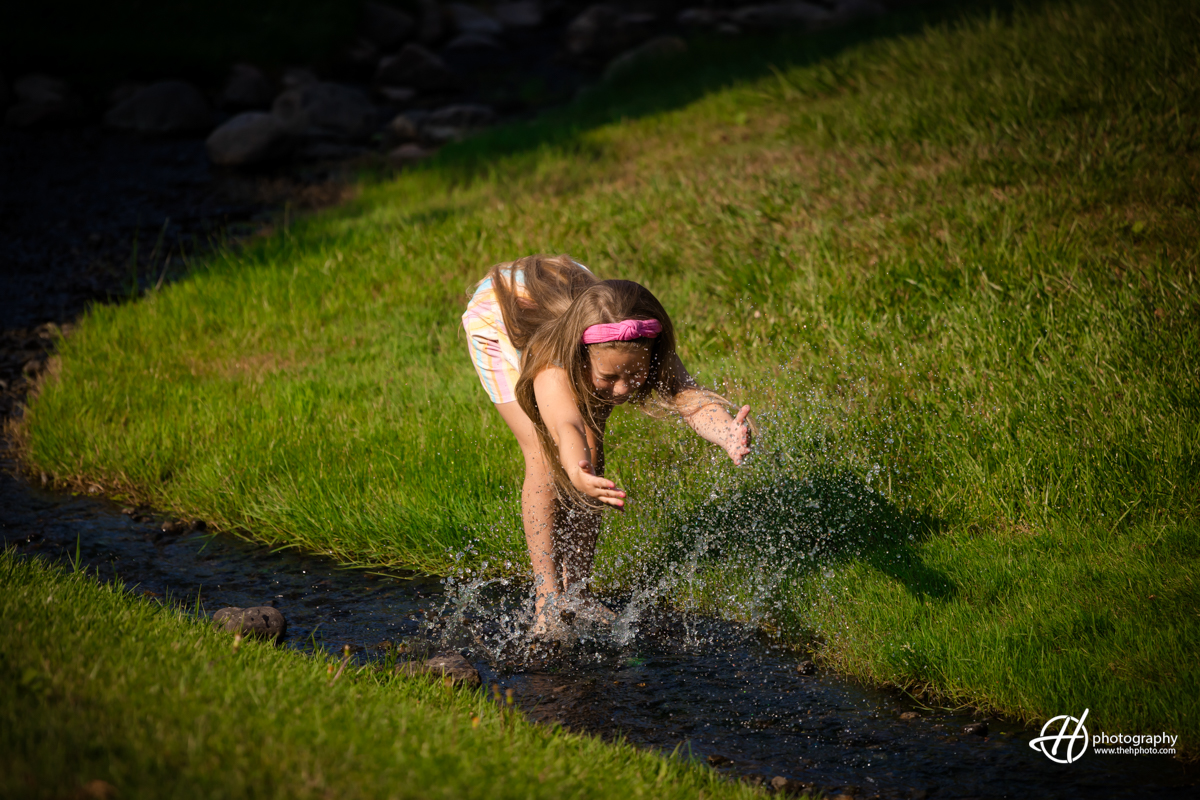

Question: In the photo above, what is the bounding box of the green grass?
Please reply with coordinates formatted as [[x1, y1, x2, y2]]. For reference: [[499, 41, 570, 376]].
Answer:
[[0, 550, 765, 799], [16, 0, 1200, 752]]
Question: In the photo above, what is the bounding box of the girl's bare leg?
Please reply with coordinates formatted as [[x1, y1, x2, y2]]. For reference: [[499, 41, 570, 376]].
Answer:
[[493, 402, 561, 618]]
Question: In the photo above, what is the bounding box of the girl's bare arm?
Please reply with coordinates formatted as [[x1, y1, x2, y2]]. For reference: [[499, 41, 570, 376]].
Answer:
[[668, 354, 753, 465], [532, 367, 627, 508]]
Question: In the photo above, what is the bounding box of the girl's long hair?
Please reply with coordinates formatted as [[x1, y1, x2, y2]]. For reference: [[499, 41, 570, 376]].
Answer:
[[481, 254, 732, 506]]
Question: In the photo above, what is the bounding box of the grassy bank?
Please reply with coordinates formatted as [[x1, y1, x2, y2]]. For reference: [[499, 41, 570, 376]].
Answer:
[[17, 0, 1200, 750], [0, 550, 762, 799]]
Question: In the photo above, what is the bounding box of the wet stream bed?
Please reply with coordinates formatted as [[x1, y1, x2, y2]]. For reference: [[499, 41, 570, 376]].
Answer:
[[3, 459, 1194, 800]]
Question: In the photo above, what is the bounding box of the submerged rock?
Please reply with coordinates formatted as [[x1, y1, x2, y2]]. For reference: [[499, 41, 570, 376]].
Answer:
[[213, 606, 287, 641], [397, 651, 481, 687], [963, 721, 989, 737], [796, 659, 817, 675]]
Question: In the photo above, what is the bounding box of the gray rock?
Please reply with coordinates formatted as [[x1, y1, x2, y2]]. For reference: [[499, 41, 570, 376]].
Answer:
[[361, 1, 416, 48], [418, 0, 446, 43], [213, 606, 287, 641], [829, 0, 887, 25], [107, 82, 145, 107], [730, 2, 830, 31], [444, 32, 504, 51], [398, 651, 480, 686], [603, 35, 687, 83], [5, 73, 84, 128], [427, 103, 496, 128], [104, 81, 212, 135], [15, 74, 70, 105], [677, 8, 723, 28], [343, 37, 382, 69], [449, 3, 503, 36], [206, 111, 291, 165], [271, 82, 377, 140], [388, 142, 434, 166], [386, 113, 421, 142], [378, 86, 417, 106], [375, 44, 458, 91], [963, 721, 989, 736], [565, 4, 656, 59], [281, 67, 319, 90], [494, 1, 543, 29], [219, 64, 274, 110]]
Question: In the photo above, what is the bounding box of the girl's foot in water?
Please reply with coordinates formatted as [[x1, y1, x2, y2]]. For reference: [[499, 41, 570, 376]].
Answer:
[[571, 596, 616, 627]]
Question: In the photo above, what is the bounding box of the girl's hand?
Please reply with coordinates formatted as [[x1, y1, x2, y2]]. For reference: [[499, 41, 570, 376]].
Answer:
[[576, 459, 627, 511], [723, 405, 753, 465]]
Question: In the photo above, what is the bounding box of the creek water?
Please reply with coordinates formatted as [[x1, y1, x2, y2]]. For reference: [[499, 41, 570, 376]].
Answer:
[[3, 457, 1194, 800]]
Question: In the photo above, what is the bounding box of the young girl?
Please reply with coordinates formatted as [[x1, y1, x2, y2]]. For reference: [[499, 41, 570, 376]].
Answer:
[[463, 254, 752, 634]]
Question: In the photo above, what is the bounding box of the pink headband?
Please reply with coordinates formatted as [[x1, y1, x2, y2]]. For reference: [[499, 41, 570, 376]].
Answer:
[[581, 319, 662, 344]]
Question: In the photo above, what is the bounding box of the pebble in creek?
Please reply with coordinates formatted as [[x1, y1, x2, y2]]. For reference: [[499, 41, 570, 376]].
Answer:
[[212, 606, 287, 642]]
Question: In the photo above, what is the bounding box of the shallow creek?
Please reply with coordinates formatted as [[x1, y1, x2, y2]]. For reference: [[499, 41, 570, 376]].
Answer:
[[3, 459, 1194, 800]]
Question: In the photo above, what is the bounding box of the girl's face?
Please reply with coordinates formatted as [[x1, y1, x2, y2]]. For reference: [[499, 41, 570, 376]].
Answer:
[[586, 346, 651, 404]]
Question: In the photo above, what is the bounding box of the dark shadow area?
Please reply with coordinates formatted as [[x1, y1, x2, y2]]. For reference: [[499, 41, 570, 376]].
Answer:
[[650, 465, 954, 603]]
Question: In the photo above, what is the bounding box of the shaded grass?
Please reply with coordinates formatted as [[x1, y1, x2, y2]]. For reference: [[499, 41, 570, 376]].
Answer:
[[0, 550, 765, 800], [16, 0, 1200, 749]]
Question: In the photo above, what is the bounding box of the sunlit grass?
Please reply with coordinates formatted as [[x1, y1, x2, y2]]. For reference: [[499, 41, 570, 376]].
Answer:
[[17, 0, 1200, 747]]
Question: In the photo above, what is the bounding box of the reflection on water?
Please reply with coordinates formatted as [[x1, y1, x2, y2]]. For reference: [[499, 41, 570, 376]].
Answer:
[[2, 459, 1194, 800]]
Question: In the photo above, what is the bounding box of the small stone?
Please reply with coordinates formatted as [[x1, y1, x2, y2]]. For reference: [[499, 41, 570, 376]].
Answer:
[[386, 113, 420, 142], [444, 32, 504, 51], [5, 73, 84, 128], [565, 5, 655, 60], [219, 64, 275, 110], [900, 711, 920, 720], [603, 36, 687, 83], [397, 651, 481, 687], [829, 0, 887, 26], [376, 44, 458, 92], [343, 37, 381, 69], [730, 2, 830, 31], [796, 659, 817, 675], [206, 111, 291, 165], [417, 0, 445, 44], [361, 1, 416, 49], [121, 506, 136, 515], [378, 86, 417, 105], [770, 776, 791, 793], [388, 142, 433, 166], [427, 103, 496, 129], [282, 67, 319, 90], [104, 81, 212, 135], [677, 8, 723, 28], [449, 3, 503, 36], [213, 606, 287, 641], [706, 753, 732, 766], [963, 721, 989, 736], [271, 82, 377, 140], [494, 1, 542, 29], [160, 519, 187, 534]]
